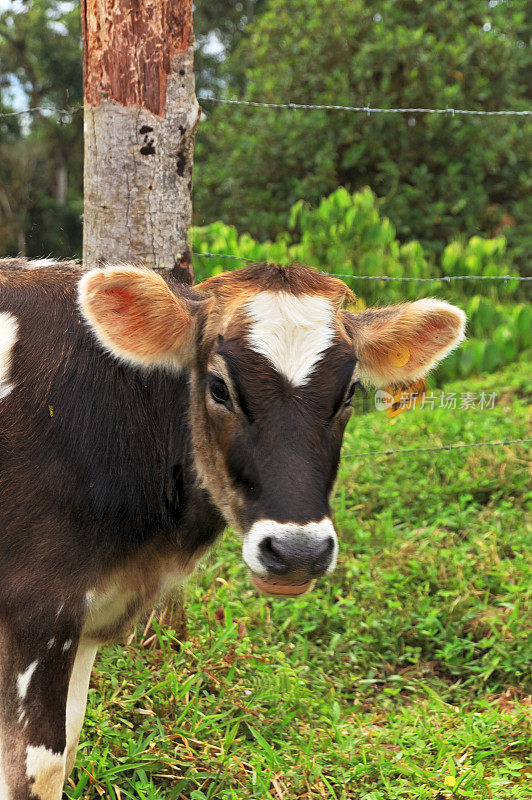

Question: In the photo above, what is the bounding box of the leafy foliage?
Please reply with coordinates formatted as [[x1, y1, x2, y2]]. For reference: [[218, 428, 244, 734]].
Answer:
[[194, 0, 531, 267], [0, 0, 83, 258]]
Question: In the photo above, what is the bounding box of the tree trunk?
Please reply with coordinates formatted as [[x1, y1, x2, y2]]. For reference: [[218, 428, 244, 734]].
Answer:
[[81, 0, 199, 281], [81, 0, 197, 641]]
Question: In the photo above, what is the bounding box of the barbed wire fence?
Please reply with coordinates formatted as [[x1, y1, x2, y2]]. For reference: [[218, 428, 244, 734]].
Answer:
[[204, 97, 532, 117], [193, 251, 532, 282], [2, 100, 532, 119], [0, 105, 83, 119], [1, 98, 531, 463], [341, 438, 531, 460]]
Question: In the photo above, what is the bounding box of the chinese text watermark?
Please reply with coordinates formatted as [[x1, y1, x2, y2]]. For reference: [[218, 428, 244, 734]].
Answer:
[[375, 390, 497, 412]]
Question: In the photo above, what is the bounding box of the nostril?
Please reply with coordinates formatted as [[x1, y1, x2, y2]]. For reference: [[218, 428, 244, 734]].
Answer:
[[255, 531, 337, 577], [311, 536, 336, 575], [258, 536, 289, 574], [316, 536, 335, 558]]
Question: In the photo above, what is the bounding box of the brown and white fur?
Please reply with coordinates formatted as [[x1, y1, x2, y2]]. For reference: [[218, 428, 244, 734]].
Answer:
[[0, 259, 465, 799]]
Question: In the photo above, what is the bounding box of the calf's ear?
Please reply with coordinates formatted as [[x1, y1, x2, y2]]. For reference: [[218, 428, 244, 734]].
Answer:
[[342, 299, 466, 387], [78, 266, 199, 369]]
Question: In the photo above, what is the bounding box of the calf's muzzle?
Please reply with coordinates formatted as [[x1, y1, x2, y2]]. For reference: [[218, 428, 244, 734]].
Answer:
[[242, 519, 338, 596]]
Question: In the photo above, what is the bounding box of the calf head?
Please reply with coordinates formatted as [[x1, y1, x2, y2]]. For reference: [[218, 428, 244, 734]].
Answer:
[[79, 263, 465, 596]]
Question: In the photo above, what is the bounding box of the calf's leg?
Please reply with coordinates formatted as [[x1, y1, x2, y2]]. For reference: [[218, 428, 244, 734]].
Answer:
[[0, 605, 82, 800], [64, 641, 98, 779]]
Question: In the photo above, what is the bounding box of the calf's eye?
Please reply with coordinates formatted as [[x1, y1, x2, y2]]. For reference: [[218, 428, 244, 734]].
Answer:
[[344, 381, 365, 407], [344, 384, 356, 407], [208, 376, 232, 408]]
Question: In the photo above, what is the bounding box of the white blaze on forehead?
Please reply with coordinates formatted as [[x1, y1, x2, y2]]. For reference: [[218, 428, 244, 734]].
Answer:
[[17, 660, 38, 701], [245, 292, 335, 386], [26, 258, 55, 268], [0, 312, 19, 400], [26, 745, 65, 799]]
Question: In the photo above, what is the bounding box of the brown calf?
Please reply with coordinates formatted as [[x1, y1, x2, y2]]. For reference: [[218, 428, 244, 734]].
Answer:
[[0, 259, 465, 799]]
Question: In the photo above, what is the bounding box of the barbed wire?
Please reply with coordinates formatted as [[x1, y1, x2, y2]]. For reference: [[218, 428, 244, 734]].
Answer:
[[204, 97, 532, 118], [2, 100, 532, 121], [192, 252, 531, 282], [193, 252, 254, 263], [341, 438, 531, 460], [0, 105, 83, 119], [333, 273, 531, 282]]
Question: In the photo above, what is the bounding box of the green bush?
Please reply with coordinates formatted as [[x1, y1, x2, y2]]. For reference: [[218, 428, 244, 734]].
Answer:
[[195, 0, 531, 267], [193, 186, 438, 302]]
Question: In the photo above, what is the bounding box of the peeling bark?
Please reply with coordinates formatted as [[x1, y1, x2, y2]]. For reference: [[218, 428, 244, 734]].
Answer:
[[82, 0, 198, 278]]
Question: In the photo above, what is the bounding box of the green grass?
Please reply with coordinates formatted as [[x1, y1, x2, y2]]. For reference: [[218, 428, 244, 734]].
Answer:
[[66, 362, 531, 800]]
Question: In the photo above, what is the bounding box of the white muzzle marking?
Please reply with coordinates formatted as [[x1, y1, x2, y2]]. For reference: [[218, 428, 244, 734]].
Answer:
[[242, 518, 338, 577]]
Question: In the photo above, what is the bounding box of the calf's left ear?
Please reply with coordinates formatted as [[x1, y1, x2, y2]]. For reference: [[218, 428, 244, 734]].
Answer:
[[78, 266, 199, 369], [342, 299, 466, 387]]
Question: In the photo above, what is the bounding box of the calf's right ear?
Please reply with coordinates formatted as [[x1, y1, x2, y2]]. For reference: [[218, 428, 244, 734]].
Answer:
[[342, 299, 466, 387], [78, 266, 201, 370]]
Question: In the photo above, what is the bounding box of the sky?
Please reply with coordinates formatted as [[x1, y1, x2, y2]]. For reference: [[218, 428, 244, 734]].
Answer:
[[0, 0, 23, 10], [0, 1, 76, 111]]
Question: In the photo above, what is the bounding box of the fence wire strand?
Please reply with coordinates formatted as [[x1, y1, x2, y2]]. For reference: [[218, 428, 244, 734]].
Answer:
[[0, 105, 83, 119], [342, 438, 531, 460], [193, 252, 531, 282], [204, 97, 532, 118], [2, 101, 532, 120]]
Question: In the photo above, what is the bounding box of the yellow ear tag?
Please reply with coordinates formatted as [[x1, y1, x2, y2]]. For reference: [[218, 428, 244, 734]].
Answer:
[[381, 378, 426, 418], [388, 344, 410, 367], [345, 296, 364, 313]]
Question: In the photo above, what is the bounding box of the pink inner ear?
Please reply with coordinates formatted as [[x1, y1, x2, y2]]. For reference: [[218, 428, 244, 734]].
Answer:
[[415, 319, 451, 350], [424, 321, 444, 332], [103, 286, 134, 312]]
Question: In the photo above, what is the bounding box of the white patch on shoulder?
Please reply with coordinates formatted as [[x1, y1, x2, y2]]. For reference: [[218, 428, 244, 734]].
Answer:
[[245, 292, 334, 386], [26, 744, 65, 799], [62, 639, 72, 653], [17, 660, 38, 701], [26, 258, 56, 269], [0, 312, 19, 400]]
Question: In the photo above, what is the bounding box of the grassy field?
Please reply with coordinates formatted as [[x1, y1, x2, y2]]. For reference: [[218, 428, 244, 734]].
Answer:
[[66, 361, 531, 800]]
